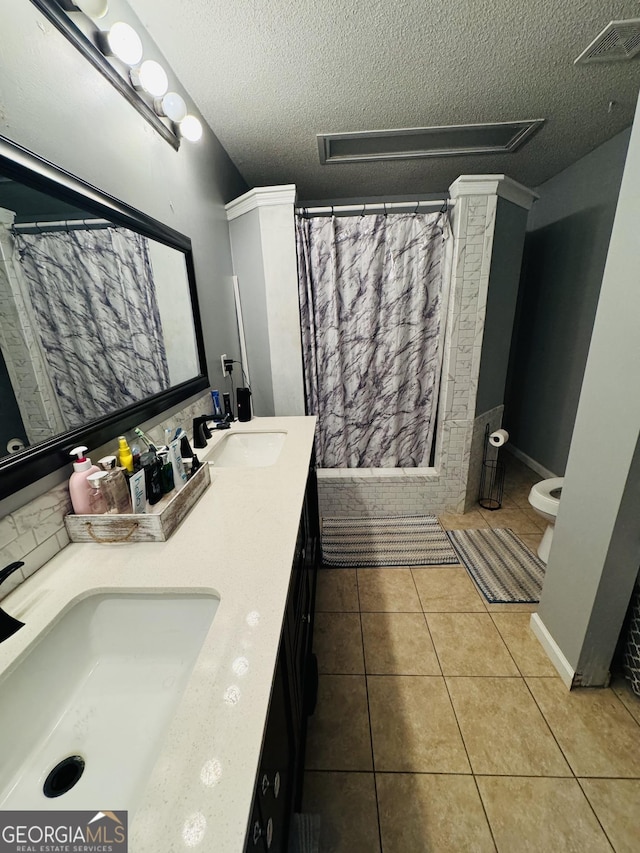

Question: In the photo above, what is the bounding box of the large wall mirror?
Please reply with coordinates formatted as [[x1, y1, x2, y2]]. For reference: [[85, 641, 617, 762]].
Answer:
[[0, 135, 208, 500]]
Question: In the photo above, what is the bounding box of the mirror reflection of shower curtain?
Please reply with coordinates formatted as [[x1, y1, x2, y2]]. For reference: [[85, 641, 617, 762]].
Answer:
[[297, 211, 451, 468], [15, 228, 170, 429]]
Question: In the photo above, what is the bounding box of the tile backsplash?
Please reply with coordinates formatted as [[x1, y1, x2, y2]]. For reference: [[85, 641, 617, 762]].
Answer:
[[0, 390, 212, 601]]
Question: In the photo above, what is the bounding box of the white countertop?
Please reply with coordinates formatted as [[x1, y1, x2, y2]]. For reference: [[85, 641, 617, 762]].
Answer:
[[0, 416, 317, 852]]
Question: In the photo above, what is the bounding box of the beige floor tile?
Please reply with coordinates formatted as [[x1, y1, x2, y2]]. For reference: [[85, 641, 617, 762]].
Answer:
[[315, 569, 359, 612], [490, 613, 558, 676], [313, 612, 364, 674], [305, 675, 372, 771], [368, 675, 470, 773], [478, 776, 613, 853], [484, 601, 538, 613], [446, 677, 571, 776], [302, 771, 380, 853], [361, 612, 441, 675], [580, 778, 640, 853], [611, 676, 640, 725], [438, 509, 489, 530], [516, 533, 544, 554], [377, 773, 495, 853], [357, 569, 421, 612], [478, 508, 545, 535], [412, 566, 486, 612], [526, 677, 640, 777], [427, 612, 519, 676]]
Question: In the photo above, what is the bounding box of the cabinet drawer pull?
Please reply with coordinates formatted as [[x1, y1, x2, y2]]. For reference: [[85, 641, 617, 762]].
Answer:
[[252, 817, 274, 847], [273, 771, 281, 799]]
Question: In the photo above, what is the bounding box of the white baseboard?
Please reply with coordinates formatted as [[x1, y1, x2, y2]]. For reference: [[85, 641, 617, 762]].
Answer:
[[529, 613, 576, 688], [506, 445, 559, 480]]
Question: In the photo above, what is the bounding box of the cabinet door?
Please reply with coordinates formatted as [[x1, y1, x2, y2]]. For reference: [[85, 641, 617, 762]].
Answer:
[[258, 644, 293, 852]]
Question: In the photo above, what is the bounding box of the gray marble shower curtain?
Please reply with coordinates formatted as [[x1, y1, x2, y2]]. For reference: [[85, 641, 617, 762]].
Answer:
[[297, 211, 450, 468], [16, 228, 170, 429]]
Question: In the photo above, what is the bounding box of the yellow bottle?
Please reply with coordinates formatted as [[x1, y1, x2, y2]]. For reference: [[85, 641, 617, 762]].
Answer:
[[117, 436, 134, 473]]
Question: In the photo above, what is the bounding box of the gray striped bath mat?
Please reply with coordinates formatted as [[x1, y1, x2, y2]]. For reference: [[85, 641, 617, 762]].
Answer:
[[447, 528, 545, 603], [321, 515, 458, 567]]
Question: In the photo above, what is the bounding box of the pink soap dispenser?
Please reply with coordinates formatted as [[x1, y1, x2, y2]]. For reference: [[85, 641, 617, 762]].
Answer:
[[69, 446, 100, 514]]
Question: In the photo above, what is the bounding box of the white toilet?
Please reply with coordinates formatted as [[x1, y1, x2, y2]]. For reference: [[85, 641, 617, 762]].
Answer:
[[528, 477, 563, 564]]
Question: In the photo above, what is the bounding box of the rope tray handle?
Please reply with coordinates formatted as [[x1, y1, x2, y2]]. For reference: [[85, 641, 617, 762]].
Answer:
[[85, 521, 140, 543]]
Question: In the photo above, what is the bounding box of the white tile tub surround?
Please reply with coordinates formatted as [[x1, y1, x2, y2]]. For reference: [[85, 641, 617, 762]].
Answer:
[[318, 176, 536, 520], [0, 391, 213, 600]]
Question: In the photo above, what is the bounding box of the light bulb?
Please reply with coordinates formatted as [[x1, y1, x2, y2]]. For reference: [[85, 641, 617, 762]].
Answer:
[[105, 22, 143, 66], [75, 0, 109, 17], [130, 60, 168, 97], [179, 115, 203, 142], [155, 92, 187, 122]]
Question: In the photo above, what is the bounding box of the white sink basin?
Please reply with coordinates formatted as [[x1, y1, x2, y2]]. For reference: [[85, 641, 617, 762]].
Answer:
[[0, 592, 219, 812], [210, 430, 286, 467]]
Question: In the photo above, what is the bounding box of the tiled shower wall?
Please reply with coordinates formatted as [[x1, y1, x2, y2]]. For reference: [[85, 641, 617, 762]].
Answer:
[[317, 188, 503, 519], [0, 391, 212, 601]]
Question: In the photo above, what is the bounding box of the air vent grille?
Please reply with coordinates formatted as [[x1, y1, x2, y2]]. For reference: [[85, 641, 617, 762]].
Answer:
[[575, 19, 640, 64], [317, 120, 544, 165]]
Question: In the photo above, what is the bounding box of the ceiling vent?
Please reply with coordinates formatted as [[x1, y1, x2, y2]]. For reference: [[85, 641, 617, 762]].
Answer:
[[574, 19, 640, 64], [317, 120, 544, 165]]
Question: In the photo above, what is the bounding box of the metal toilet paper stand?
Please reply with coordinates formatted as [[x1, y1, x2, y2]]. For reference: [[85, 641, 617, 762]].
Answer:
[[478, 424, 505, 510]]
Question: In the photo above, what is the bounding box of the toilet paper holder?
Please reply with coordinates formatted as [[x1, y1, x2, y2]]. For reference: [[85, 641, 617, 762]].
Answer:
[[478, 424, 505, 510]]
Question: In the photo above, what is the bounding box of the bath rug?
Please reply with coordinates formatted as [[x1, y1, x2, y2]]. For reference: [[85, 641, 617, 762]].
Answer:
[[321, 515, 458, 567], [447, 528, 545, 603]]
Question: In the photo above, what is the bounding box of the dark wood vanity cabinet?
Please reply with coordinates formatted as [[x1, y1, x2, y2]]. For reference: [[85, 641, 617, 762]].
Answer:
[[244, 471, 319, 852]]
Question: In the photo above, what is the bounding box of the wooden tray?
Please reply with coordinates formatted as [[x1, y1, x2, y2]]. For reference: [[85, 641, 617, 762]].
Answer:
[[65, 463, 211, 543]]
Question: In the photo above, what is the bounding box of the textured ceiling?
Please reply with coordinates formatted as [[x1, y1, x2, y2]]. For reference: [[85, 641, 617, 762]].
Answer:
[[128, 0, 640, 199]]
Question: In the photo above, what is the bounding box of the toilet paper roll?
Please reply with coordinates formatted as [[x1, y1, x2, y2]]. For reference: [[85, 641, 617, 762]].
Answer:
[[489, 429, 509, 447]]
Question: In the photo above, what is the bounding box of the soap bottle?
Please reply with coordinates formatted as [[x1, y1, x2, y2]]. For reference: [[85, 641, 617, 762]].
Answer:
[[117, 436, 134, 473], [98, 455, 133, 514], [69, 446, 101, 514], [86, 471, 109, 514]]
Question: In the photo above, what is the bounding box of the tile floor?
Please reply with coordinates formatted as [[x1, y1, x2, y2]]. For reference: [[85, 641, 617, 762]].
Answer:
[[303, 454, 640, 852]]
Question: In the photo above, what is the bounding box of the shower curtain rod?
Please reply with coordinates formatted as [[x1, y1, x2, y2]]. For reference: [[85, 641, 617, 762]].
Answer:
[[295, 198, 455, 217], [12, 218, 113, 234]]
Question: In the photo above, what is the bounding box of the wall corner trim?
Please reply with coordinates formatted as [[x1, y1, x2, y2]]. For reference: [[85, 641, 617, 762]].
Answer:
[[449, 174, 539, 209], [225, 185, 297, 221], [529, 613, 576, 689]]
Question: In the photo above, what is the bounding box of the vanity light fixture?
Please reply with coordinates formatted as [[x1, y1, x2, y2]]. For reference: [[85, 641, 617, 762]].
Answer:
[[73, 0, 108, 18], [155, 91, 188, 123], [130, 60, 169, 98], [30, 0, 205, 147], [179, 115, 203, 143], [101, 21, 144, 66]]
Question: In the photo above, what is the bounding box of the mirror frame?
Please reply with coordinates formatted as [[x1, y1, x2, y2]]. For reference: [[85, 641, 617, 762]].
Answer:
[[0, 133, 209, 500]]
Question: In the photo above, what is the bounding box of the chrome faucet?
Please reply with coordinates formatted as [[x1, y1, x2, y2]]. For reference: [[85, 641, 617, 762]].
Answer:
[[0, 562, 25, 642]]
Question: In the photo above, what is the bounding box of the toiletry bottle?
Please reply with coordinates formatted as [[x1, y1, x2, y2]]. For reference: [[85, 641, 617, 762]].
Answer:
[[130, 468, 147, 514], [140, 451, 163, 505], [86, 471, 109, 514], [98, 455, 133, 513], [131, 444, 141, 471], [118, 436, 134, 473], [158, 451, 174, 494], [169, 437, 188, 491], [211, 390, 223, 419], [69, 447, 101, 514]]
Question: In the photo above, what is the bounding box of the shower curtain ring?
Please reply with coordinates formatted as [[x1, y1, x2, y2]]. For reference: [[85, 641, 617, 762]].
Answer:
[[330, 205, 334, 217], [383, 202, 388, 217], [414, 201, 420, 214], [361, 204, 366, 217]]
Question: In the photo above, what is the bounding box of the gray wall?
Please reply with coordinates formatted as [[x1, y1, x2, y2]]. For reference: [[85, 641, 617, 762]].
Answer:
[[536, 92, 640, 685], [505, 128, 631, 475], [0, 4, 247, 505], [475, 198, 528, 416]]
